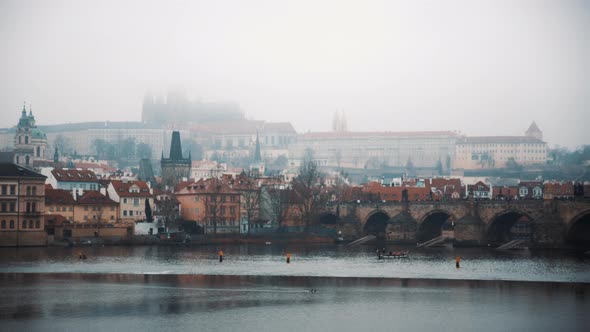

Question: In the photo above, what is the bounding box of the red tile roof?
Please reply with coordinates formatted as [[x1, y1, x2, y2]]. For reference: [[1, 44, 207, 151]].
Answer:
[[77, 190, 118, 205], [51, 169, 98, 182], [45, 188, 76, 205], [110, 180, 152, 197]]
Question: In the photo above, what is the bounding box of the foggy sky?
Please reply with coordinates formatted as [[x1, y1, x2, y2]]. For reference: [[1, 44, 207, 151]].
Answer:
[[1, 0, 589, 148]]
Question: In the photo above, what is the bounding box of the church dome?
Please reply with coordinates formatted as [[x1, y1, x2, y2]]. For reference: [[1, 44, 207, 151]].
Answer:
[[30, 127, 47, 140]]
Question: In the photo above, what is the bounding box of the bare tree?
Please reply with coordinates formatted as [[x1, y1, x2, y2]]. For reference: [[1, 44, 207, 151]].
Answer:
[[292, 160, 328, 233], [262, 186, 292, 231], [241, 185, 261, 234], [204, 177, 224, 234]]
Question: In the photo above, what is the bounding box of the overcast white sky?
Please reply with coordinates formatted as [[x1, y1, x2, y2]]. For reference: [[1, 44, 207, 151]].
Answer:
[[0, 0, 588, 147]]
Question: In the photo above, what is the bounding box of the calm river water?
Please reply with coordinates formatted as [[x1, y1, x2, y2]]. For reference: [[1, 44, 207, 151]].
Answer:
[[1, 244, 589, 331]]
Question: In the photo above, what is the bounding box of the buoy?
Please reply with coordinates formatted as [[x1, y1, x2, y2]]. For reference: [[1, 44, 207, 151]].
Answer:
[[218, 250, 224, 263], [455, 256, 461, 269], [286, 253, 291, 264]]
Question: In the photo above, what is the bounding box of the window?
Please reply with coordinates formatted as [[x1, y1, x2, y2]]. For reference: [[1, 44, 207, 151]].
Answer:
[[123, 198, 128, 204], [123, 210, 127, 216], [229, 207, 235, 215], [35, 220, 40, 228], [1, 220, 5, 229], [9, 185, 15, 195], [9, 220, 14, 229], [110, 207, 115, 211], [84, 206, 88, 211], [519, 187, 528, 196], [22, 220, 26, 229], [26, 186, 31, 196], [32, 186, 36, 196], [1, 185, 6, 195], [9, 203, 15, 212], [133, 198, 139, 206], [31, 202, 36, 212], [129, 211, 134, 216], [28, 220, 33, 228], [1, 203, 5, 212], [84, 215, 88, 220], [110, 216, 114, 220], [230, 196, 236, 203]]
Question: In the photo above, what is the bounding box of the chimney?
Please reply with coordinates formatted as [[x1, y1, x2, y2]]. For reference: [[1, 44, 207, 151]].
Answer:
[[72, 188, 77, 200], [78, 188, 84, 197], [100, 187, 106, 196]]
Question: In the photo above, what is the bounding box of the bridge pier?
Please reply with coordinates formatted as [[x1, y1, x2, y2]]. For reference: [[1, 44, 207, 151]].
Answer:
[[454, 215, 484, 246], [385, 211, 417, 244], [531, 215, 566, 248]]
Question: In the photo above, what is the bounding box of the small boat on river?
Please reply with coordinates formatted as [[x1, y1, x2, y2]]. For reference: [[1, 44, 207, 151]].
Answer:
[[378, 250, 409, 259]]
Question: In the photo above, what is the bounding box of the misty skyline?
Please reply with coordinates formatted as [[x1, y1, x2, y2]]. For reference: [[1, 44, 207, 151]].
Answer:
[[1, 0, 589, 147]]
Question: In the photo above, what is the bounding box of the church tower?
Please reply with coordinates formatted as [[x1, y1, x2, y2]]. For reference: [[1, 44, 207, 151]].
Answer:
[[525, 121, 543, 141], [14, 103, 47, 169], [161, 131, 191, 188]]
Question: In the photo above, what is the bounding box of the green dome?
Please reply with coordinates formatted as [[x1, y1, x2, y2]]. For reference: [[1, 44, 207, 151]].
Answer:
[[31, 127, 47, 140]]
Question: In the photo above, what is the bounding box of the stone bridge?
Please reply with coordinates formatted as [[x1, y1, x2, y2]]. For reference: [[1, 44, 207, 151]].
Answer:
[[320, 199, 590, 248]]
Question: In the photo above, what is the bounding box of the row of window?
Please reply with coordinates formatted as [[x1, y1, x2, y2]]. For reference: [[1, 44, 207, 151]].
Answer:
[[83, 215, 115, 220], [0, 202, 16, 212], [1, 185, 16, 195], [122, 198, 142, 206], [122, 210, 143, 217], [0, 219, 40, 229], [0, 185, 39, 196]]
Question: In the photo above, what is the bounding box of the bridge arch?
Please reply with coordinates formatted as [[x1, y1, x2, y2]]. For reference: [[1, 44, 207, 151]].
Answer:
[[486, 209, 534, 246], [363, 210, 390, 239], [566, 209, 590, 249], [417, 209, 456, 242]]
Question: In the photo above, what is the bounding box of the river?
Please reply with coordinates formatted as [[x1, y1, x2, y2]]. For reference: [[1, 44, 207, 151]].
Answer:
[[1, 244, 589, 331]]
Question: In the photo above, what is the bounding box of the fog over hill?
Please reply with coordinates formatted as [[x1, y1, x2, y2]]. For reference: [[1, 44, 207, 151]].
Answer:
[[0, 0, 589, 147]]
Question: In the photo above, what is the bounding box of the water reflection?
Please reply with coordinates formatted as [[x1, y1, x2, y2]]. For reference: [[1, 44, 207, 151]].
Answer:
[[0, 273, 589, 332]]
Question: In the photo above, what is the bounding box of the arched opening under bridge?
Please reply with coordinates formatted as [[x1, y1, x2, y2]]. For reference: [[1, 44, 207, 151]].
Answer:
[[417, 211, 454, 243], [567, 211, 590, 250], [486, 211, 532, 246], [364, 211, 389, 240]]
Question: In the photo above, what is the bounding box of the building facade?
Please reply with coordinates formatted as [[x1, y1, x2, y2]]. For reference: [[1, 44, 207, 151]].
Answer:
[[107, 180, 154, 222], [290, 131, 458, 169], [454, 123, 548, 169], [0, 163, 47, 246]]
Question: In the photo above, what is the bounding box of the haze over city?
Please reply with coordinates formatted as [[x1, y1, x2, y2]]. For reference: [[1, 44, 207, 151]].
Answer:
[[1, 0, 589, 147]]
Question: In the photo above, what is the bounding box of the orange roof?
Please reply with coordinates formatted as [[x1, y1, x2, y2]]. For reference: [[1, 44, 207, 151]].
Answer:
[[109, 180, 152, 197], [77, 190, 118, 205], [52, 168, 98, 182], [45, 188, 76, 204]]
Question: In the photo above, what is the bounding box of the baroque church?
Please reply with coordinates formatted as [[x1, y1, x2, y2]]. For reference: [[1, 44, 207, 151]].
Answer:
[[13, 103, 48, 169]]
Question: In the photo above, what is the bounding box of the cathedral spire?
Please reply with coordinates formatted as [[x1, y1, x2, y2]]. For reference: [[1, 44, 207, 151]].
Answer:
[[254, 131, 261, 162]]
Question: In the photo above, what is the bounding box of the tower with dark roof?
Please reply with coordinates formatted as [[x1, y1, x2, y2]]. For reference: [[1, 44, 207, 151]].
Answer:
[[161, 131, 191, 188], [525, 121, 543, 141]]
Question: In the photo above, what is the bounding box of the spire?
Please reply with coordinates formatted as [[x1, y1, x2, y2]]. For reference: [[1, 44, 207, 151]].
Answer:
[[22, 102, 26, 117], [29, 103, 32, 116], [169, 131, 183, 160], [188, 150, 192, 162], [254, 131, 261, 162], [54, 147, 59, 163]]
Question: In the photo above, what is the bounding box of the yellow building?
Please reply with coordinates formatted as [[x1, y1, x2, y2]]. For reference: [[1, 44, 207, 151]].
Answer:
[[454, 123, 547, 170], [0, 163, 47, 246]]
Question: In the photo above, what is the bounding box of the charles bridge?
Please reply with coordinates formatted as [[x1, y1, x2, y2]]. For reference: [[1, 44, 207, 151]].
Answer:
[[319, 199, 590, 248]]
